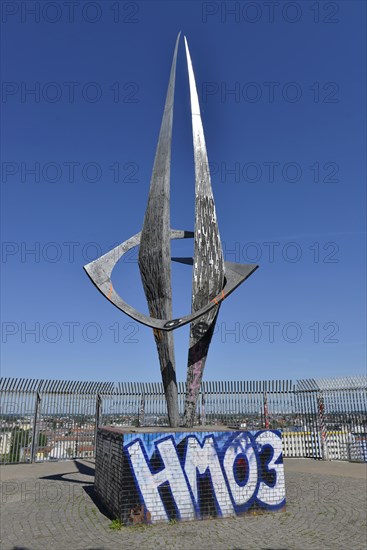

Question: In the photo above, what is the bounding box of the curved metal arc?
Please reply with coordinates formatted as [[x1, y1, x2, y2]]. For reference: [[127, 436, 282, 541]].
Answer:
[[84, 230, 258, 331]]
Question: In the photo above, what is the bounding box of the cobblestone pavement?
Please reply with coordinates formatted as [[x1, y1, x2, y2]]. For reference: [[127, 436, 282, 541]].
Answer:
[[1, 459, 366, 550]]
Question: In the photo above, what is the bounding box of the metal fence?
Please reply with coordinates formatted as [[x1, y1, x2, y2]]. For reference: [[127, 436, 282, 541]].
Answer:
[[0, 375, 366, 464]]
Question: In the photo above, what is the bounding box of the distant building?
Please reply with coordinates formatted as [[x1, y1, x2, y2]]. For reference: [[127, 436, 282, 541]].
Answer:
[[0, 432, 12, 455]]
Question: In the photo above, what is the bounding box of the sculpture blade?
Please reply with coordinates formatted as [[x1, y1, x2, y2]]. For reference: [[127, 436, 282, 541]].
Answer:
[[137, 33, 181, 427], [183, 36, 225, 427], [84, 35, 259, 429]]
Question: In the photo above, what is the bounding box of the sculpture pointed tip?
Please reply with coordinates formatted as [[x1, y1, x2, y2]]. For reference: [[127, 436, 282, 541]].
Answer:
[[184, 36, 190, 59]]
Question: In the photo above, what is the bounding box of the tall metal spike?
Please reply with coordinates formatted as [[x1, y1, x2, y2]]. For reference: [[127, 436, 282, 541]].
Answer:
[[183, 36, 225, 427], [138, 33, 181, 427]]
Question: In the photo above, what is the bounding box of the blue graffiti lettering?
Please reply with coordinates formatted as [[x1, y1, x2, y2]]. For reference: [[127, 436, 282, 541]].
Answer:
[[184, 435, 234, 516], [124, 430, 285, 523], [125, 435, 196, 522]]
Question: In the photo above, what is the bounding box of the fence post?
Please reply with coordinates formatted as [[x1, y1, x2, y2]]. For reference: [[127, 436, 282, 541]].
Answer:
[[317, 392, 329, 460], [30, 392, 41, 464], [94, 393, 102, 454], [201, 392, 206, 425], [138, 392, 145, 427]]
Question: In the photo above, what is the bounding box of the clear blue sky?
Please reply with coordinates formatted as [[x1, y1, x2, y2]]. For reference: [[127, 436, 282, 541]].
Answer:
[[1, 1, 366, 383]]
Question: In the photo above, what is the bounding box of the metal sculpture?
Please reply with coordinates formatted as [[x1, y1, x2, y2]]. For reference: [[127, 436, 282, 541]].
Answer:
[[84, 34, 258, 427]]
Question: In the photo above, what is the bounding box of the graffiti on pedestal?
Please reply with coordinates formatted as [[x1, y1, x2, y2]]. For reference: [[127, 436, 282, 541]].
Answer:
[[123, 430, 285, 523]]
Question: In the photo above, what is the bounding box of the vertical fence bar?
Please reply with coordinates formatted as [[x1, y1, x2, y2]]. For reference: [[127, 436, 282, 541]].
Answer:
[[263, 391, 269, 429], [30, 392, 41, 463]]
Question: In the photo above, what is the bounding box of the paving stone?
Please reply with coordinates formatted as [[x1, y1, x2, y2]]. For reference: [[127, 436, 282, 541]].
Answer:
[[0, 459, 366, 550]]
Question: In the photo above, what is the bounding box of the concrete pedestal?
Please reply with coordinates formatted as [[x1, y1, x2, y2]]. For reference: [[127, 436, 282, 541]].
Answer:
[[95, 426, 286, 525]]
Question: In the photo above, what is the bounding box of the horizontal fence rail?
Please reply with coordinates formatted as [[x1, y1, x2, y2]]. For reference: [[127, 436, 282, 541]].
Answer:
[[0, 376, 366, 464]]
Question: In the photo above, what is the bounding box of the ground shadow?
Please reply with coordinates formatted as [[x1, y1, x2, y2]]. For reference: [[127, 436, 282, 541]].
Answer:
[[39, 459, 95, 484], [83, 484, 115, 520], [39, 459, 112, 520]]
